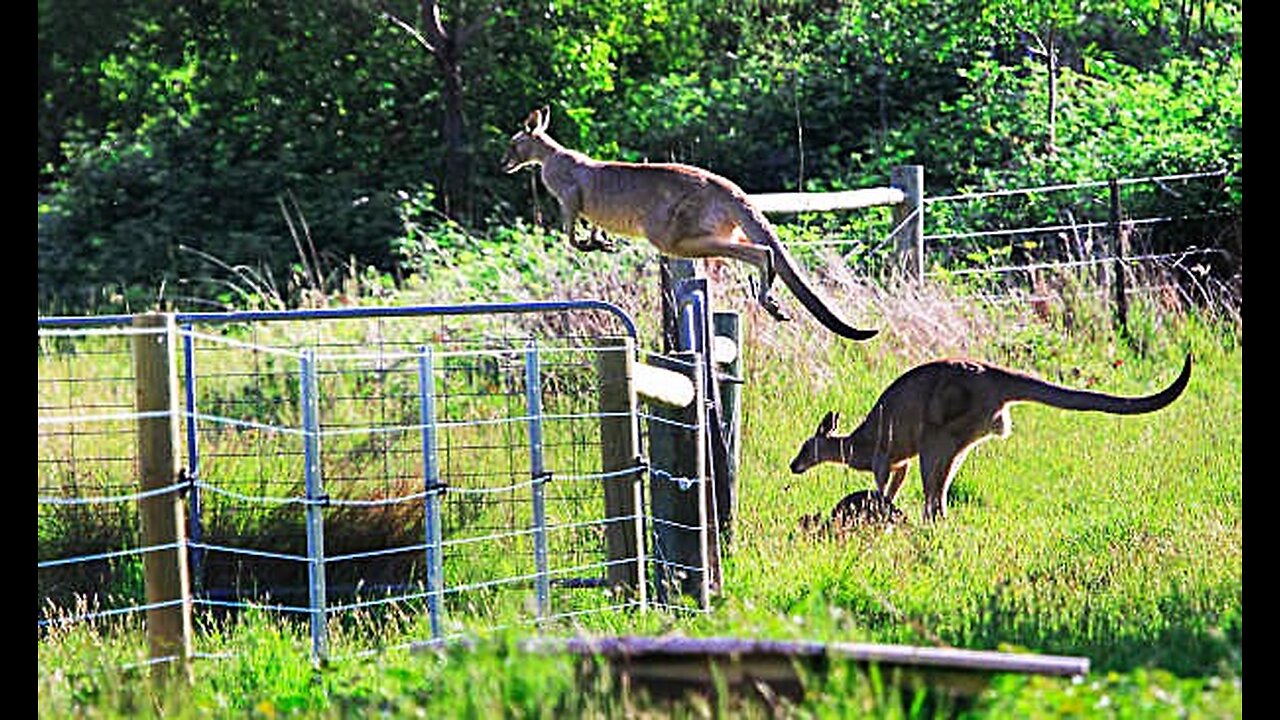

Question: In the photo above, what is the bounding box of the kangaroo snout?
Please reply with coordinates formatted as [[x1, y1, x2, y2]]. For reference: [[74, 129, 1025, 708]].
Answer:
[[789, 446, 817, 474], [499, 151, 522, 174]]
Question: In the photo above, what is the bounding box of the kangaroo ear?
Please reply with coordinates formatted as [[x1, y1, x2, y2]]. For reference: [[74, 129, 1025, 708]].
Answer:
[[818, 411, 839, 436], [522, 108, 540, 133], [536, 105, 551, 133]]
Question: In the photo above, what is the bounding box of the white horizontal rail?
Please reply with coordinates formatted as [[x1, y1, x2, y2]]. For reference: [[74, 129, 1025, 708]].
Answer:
[[749, 187, 905, 213]]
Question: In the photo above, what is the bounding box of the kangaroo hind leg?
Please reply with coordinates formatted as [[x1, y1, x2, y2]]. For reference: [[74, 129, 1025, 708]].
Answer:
[[675, 231, 788, 320], [919, 436, 964, 521], [738, 242, 787, 321]]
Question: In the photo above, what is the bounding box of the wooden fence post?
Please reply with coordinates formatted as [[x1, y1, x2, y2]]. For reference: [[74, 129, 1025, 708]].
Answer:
[[659, 257, 696, 353], [132, 312, 193, 683], [891, 165, 925, 281], [645, 350, 709, 608], [597, 336, 646, 607]]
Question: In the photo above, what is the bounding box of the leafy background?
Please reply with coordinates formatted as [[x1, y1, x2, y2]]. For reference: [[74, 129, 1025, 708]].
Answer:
[[38, 0, 1241, 312]]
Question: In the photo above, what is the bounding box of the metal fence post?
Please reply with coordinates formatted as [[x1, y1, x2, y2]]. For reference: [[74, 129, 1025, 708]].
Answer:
[[300, 349, 328, 665], [676, 279, 723, 595], [132, 312, 193, 683], [689, 354, 710, 610], [180, 324, 203, 593], [682, 285, 723, 594], [524, 340, 551, 621], [417, 345, 445, 641], [712, 311, 742, 545]]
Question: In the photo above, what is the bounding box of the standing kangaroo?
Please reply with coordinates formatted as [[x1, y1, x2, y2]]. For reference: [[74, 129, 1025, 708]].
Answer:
[[789, 354, 1192, 521], [501, 106, 877, 341]]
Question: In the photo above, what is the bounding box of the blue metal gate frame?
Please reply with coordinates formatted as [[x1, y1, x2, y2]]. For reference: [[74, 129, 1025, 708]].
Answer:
[[40, 300, 639, 662]]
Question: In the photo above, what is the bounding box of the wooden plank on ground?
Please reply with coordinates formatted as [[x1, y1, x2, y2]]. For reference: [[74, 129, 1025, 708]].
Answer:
[[522, 635, 1089, 700]]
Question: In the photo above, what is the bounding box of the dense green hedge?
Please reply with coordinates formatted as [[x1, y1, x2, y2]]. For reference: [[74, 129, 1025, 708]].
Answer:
[[37, 0, 1241, 313]]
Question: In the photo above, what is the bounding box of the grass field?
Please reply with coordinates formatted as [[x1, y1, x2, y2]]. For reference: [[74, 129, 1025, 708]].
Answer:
[[37, 257, 1242, 717]]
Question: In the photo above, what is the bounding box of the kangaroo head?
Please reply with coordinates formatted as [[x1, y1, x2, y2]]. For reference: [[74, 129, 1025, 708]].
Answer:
[[790, 411, 848, 474], [501, 105, 553, 174]]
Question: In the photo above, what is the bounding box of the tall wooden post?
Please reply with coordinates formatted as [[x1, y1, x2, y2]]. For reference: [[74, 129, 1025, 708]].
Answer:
[[524, 341, 552, 622], [659, 258, 697, 352], [132, 313, 193, 683], [418, 345, 445, 639], [652, 257, 718, 607], [645, 351, 709, 608], [891, 165, 925, 282], [597, 336, 646, 607]]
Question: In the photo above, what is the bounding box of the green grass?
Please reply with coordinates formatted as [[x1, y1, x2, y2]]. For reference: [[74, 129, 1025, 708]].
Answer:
[[37, 259, 1242, 717], [732, 307, 1240, 676]]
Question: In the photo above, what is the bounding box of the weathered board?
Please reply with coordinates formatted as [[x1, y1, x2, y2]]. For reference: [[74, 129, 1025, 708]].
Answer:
[[522, 635, 1089, 701]]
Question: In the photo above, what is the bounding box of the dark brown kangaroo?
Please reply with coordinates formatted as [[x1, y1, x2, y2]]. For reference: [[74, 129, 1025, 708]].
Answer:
[[789, 354, 1192, 521]]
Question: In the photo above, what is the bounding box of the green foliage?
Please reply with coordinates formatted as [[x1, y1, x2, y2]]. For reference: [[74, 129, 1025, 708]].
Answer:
[[980, 670, 1242, 718], [38, 0, 1241, 314]]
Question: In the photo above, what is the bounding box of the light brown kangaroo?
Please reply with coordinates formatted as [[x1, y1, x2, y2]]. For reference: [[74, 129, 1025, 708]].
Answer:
[[500, 106, 877, 341], [789, 354, 1192, 521]]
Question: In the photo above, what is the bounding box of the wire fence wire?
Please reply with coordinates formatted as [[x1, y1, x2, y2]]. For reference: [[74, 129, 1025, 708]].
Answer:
[[38, 303, 710, 665], [789, 167, 1236, 283], [770, 167, 1240, 325]]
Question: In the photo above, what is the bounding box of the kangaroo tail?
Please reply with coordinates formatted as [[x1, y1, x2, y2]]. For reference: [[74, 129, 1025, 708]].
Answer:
[[1009, 354, 1192, 414], [731, 199, 878, 341]]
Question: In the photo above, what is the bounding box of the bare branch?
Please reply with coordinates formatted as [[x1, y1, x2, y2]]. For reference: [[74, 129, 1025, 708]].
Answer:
[[422, 0, 448, 48], [379, 3, 437, 54], [1019, 26, 1050, 57]]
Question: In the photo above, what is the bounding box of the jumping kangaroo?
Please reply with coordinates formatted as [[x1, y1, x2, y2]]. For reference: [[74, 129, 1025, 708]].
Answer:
[[789, 354, 1192, 521], [501, 106, 877, 341]]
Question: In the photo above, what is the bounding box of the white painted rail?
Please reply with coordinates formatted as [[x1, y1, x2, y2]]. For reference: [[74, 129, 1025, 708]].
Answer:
[[749, 187, 906, 214]]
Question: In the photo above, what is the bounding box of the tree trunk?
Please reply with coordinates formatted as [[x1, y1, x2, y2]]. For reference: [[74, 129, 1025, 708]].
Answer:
[[380, 1, 492, 221], [433, 32, 469, 219], [418, 2, 472, 219]]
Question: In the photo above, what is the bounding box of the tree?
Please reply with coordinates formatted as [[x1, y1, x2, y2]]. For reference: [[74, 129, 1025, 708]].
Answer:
[[374, 1, 498, 220]]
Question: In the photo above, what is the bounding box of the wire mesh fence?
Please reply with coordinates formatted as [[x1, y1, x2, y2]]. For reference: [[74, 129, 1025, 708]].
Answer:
[[38, 301, 712, 667], [38, 325, 150, 626], [784, 168, 1236, 296], [921, 169, 1235, 289]]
